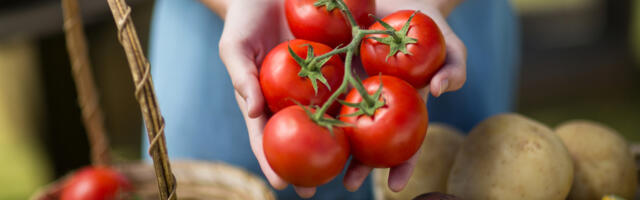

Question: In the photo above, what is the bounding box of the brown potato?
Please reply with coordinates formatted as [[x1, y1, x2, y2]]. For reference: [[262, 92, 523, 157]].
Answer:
[[373, 123, 464, 200], [555, 120, 638, 200], [412, 192, 461, 200], [447, 113, 574, 200]]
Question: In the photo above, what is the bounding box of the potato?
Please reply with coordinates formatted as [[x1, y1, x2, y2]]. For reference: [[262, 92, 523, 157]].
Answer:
[[373, 123, 464, 200], [447, 113, 574, 200], [555, 120, 638, 200], [412, 192, 461, 200]]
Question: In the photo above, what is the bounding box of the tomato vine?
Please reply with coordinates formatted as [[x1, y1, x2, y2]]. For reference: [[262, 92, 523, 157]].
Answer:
[[295, 0, 417, 129]]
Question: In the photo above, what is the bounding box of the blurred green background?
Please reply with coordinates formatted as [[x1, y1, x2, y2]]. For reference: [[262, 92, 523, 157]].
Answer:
[[0, 0, 638, 199]]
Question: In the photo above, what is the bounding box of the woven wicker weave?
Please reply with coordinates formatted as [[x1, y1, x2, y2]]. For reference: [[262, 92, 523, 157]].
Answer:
[[30, 160, 276, 200]]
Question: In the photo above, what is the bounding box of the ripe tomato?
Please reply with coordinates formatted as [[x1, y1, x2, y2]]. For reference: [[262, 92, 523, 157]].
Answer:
[[360, 10, 446, 88], [60, 166, 132, 200], [263, 105, 350, 187], [260, 39, 344, 114], [285, 0, 375, 47], [339, 75, 428, 167]]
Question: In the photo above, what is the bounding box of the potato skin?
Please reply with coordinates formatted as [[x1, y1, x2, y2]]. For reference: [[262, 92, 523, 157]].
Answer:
[[447, 113, 574, 200], [373, 123, 464, 200], [412, 192, 461, 200], [555, 120, 638, 200]]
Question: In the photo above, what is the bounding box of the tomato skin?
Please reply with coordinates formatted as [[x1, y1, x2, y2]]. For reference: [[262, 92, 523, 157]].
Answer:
[[360, 10, 446, 88], [285, 0, 375, 47], [60, 166, 132, 200], [260, 39, 344, 114], [339, 75, 428, 167], [263, 106, 350, 187]]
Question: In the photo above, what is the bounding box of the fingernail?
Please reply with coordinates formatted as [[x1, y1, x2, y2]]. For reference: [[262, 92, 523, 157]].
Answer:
[[346, 184, 358, 192], [438, 79, 449, 97]]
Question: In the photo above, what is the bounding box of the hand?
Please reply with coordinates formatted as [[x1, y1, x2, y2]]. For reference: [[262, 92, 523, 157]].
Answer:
[[343, 0, 467, 192], [376, 0, 467, 98], [211, 0, 317, 198]]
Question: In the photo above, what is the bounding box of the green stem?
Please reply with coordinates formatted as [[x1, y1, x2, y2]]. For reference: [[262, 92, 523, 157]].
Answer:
[[360, 29, 393, 35], [308, 46, 350, 70], [313, 50, 354, 120], [309, 0, 392, 120], [348, 72, 377, 106], [335, 0, 358, 29], [311, 29, 390, 68], [312, 31, 379, 118]]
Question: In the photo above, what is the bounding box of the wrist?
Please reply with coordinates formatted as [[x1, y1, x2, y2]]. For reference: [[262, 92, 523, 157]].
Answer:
[[375, 0, 461, 17], [427, 0, 463, 17], [200, 0, 230, 19]]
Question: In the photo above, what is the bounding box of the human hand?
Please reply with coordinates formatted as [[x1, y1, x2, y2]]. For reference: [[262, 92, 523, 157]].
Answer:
[[343, 0, 467, 192], [376, 0, 467, 98], [212, 0, 317, 198]]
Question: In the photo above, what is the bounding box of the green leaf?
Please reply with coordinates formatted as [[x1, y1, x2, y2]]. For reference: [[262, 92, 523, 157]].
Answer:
[[315, 115, 351, 136], [302, 70, 332, 95], [309, 73, 320, 94], [400, 11, 418, 35], [368, 11, 419, 61], [316, 73, 331, 91], [337, 99, 360, 107], [372, 75, 384, 99], [288, 45, 306, 67], [340, 109, 365, 118], [370, 14, 394, 31], [302, 44, 315, 61], [316, 56, 333, 69], [372, 34, 417, 61], [295, 44, 333, 94], [314, 0, 339, 11]]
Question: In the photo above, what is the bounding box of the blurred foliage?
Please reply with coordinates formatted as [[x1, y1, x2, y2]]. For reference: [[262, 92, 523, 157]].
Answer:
[[521, 92, 640, 142], [0, 130, 52, 199], [0, 39, 51, 200], [511, 0, 599, 14]]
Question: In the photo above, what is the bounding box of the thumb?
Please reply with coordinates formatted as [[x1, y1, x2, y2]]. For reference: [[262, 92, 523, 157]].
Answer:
[[387, 150, 420, 192], [219, 44, 265, 118], [235, 92, 288, 190]]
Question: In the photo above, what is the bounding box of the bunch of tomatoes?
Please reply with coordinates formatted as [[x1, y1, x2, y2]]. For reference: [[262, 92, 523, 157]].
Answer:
[[261, 0, 446, 187]]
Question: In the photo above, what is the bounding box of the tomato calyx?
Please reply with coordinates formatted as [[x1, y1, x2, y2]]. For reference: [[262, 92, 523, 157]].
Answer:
[[313, 0, 340, 12], [368, 11, 418, 61], [294, 101, 348, 135], [339, 76, 385, 117], [288, 44, 334, 94]]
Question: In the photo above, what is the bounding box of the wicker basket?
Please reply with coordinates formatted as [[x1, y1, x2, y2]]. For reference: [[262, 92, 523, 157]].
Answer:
[[30, 160, 276, 200], [32, 0, 279, 199]]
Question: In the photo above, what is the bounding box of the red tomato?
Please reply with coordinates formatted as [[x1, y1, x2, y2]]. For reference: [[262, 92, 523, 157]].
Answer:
[[260, 39, 344, 114], [285, 0, 375, 47], [339, 75, 428, 167], [360, 10, 446, 88], [263, 105, 350, 187], [60, 166, 132, 200]]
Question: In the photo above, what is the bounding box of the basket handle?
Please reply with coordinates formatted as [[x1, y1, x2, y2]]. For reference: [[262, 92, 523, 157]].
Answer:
[[104, 0, 178, 199], [61, 0, 111, 166]]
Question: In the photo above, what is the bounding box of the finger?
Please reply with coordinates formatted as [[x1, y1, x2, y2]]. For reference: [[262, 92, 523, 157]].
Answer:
[[417, 87, 429, 102], [220, 41, 265, 118], [387, 151, 420, 192], [294, 186, 317, 199], [343, 159, 373, 192], [430, 35, 466, 97], [235, 92, 288, 190]]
